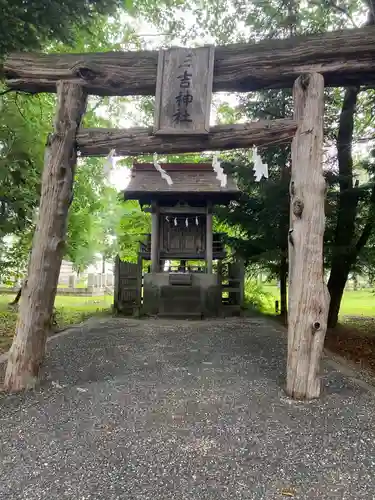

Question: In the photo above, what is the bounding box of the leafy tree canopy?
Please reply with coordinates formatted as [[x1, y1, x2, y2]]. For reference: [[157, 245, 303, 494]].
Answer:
[[118, 200, 151, 262], [0, 0, 124, 58]]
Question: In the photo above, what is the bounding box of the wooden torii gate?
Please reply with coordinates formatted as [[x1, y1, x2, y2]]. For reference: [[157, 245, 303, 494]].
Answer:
[[3, 26, 375, 398]]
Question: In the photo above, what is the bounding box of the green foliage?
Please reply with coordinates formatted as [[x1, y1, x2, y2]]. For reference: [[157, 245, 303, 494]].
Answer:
[[210, 0, 375, 318], [0, 0, 123, 58], [0, 91, 54, 237], [0, 230, 33, 284], [0, 90, 121, 276], [65, 158, 106, 272], [150, 0, 367, 45], [216, 103, 240, 125], [0, 294, 112, 353], [0, 5, 134, 277], [98, 187, 124, 262], [244, 278, 274, 313], [0, 3, 142, 276], [65, 156, 128, 272], [214, 99, 292, 278], [118, 201, 151, 262]]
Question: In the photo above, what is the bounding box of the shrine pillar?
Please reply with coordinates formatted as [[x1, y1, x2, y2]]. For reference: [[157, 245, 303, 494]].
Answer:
[[206, 203, 213, 274], [151, 203, 160, 273]]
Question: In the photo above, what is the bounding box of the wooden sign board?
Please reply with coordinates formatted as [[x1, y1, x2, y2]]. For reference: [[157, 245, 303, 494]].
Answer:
[[153, 46, 215, 136]]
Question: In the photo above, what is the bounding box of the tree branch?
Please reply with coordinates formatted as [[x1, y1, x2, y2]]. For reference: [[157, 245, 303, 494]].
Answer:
[[365, 0, 375, 23], [325, 0, 359, 27], [0, 88, 15, 96], [309, 0, 359, 27], [14, 93, 28, 122]]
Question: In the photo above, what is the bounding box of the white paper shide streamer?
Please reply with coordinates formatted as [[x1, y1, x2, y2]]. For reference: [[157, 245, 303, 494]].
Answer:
[[104, 148, 116, 177], [153, 153, 173, 186], [252, 147, 268, 182], [212, 155, 227, 188]]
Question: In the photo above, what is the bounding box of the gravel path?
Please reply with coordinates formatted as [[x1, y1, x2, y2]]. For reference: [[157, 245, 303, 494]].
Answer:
[[1, 316, 375, 499]]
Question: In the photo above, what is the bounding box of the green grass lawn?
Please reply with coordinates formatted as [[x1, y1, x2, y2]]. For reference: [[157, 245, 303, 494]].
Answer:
[[57, 282, 88, 289], [249, 284, 375, 369], [0, 285, 373, 355], [261, 285, 375, 317], [0, 293, 112, 353]]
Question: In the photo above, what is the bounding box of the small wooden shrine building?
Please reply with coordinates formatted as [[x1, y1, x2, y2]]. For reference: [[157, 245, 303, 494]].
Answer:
[[123, 161, 244, 317]]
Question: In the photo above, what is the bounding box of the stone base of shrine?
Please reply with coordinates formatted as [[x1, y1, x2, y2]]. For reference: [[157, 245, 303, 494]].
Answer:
[[142, 273, 221, 318]]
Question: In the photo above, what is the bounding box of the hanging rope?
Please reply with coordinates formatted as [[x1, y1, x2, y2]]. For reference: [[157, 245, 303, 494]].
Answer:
[[212, 154, 227, 188], [153, 153, 173, 186]]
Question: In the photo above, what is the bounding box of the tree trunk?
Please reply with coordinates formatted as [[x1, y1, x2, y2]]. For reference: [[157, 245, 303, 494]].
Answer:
[[353, 274, 358, 291], [4, 82, 87, 392], [286, 73, 330, 400], [328, 179, 375, 327], [9, 286, 22, 306], [327, 3, 375, 327], [327, 86, 360, 328], [327, 261, 351, 327]]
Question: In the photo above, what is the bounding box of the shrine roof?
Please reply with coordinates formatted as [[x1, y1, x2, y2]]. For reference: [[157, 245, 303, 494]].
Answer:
[[125, 163, 240, 204]]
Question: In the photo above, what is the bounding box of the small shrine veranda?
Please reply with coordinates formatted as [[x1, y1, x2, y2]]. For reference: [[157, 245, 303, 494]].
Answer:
[[2, 26, 375, 398]]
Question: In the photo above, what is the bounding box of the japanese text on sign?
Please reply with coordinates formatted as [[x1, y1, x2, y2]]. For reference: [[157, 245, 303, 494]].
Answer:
[[173, 54, 194, 124], [154, 46, 214, 135]]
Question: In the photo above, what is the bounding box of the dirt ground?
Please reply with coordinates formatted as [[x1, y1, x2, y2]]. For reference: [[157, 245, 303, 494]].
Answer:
[[325, 316, 375, 372]]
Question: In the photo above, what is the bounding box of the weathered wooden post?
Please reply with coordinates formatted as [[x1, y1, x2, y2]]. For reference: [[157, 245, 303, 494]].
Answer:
[[4, 82, 87, 391], [286, 73, 330, 400], [150, 203, 160, 273], [206, 203, 213, 274]]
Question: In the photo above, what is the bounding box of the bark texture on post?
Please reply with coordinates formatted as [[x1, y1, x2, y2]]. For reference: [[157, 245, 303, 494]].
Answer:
[[4, 26, 375, 95], [4, 82, 87, 392], [286, 73, 330, 400]]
